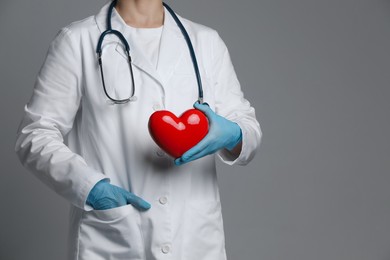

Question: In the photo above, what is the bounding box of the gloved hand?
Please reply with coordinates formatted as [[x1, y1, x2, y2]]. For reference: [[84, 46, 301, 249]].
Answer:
[[174, 101, 242, 166], [86, 179, 151, 211]]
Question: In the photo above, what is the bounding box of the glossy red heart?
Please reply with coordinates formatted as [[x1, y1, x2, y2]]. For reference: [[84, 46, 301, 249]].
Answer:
[[148, 109, 209, 158]]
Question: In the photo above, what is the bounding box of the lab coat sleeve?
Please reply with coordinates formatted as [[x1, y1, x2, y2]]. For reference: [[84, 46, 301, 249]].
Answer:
[[14, 27, 109, 211], [211, 31, 263, 166]]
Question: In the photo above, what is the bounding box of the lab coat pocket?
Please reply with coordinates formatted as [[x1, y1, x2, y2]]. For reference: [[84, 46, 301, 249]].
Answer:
[[183, 200, 227, 260], [78, 204, 145, 260]]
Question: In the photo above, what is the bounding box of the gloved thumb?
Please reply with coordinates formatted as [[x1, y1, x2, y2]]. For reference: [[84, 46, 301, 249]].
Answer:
[[193, 101, 214, 118], [126, 192, 151, 211]]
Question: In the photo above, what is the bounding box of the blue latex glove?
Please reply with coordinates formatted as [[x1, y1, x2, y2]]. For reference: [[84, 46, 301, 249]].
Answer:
[[86, 179, 151, 211], [174, 101, 242, 166]]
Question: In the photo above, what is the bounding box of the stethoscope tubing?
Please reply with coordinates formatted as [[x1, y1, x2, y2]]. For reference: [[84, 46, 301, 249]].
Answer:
[[96, 0, 204, 104]]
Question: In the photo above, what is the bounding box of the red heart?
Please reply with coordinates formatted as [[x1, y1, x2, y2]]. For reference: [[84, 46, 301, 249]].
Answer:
[[148, 109, 209, 158]]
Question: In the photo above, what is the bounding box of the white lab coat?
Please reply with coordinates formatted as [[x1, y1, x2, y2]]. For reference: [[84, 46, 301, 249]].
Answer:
[[14, 2, 262, 260]]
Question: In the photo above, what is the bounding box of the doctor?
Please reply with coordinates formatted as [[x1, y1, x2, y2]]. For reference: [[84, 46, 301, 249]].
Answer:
[[14, 0, 262, 259]]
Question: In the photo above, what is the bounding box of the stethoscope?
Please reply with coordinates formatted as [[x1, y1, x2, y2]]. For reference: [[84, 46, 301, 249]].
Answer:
[[97, 0, 203, 105]]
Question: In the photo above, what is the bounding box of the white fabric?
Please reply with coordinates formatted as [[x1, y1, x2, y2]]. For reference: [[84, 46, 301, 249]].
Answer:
[[14, 2, 262, 260], [125, 24, 163, 69]]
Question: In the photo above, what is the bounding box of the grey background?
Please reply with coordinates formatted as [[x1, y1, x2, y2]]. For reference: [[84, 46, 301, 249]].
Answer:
[[1, 0, 389, 259]]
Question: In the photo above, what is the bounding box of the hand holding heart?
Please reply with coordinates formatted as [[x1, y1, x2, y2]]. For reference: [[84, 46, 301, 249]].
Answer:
[[149, 106, 209, 158], [148, 101, 242, 165], [175, 101, 242, 165]]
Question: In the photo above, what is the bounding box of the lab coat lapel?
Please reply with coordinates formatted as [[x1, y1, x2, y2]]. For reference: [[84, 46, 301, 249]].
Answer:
[[155, 6, 186, 86], [94, 2, 186, 88]]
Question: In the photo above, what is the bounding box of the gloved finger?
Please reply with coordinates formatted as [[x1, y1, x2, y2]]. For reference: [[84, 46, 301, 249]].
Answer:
[[92, 197, 123, 210], [176, 134, 212, 164], [176, 143, 215, 165], [193, 101, 215, 118], [193, 100, 209, 106], [175, 138, 213, 165], [126, 192, 151, 211]]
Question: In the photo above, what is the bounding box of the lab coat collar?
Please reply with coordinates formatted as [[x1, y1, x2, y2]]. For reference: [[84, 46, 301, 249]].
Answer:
[[94, 1, 186, 88]]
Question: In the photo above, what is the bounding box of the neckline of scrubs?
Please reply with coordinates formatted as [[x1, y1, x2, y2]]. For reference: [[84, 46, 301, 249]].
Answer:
[[113, 6, 165, 31]]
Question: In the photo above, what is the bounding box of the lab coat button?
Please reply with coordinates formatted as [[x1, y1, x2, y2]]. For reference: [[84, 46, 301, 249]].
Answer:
[[156, 149, 165, 157], [161, 245, 170, 254], [159, 196, 168, 205], [153, 103, 162, 111]]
